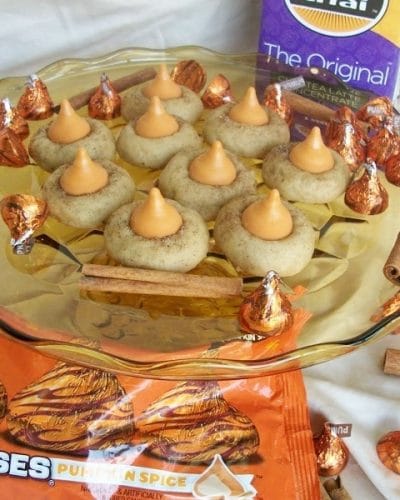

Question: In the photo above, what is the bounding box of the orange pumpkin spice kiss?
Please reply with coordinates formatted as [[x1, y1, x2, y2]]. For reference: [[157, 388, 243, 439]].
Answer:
[[289, 126, 334, 173], [241, 189, 293, 240], [130, 187, 182, 239], [47, 99, 90, 144], [142, 64, 182, 100], [228, 87, 269, 126], [59, 147, 108, 196], [189, 141, 236, 186], [135, 96, 179, 138]]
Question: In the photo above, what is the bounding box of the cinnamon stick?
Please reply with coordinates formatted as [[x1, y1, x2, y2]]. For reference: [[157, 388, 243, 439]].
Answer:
[[384, 348, 400, 376], [53, 67, 156, 113], [383, 232, 400, 285], [323, 477, 352, 500], [284, 91, 368, 131], [284, 90, 335, 123], [80, 263, 243, 298]]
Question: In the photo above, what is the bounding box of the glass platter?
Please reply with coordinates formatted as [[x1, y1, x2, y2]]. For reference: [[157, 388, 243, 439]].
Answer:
[[0, 46, 399, 380]]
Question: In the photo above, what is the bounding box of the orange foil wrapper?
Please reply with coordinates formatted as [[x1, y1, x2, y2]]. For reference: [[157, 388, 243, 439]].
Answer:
[[377, 431, 400, 474], [326, 121, 366, 172], [371, 290, 400, 325], [16, 74, 54, 120], [324, 106, 366, 172], [0, 194, 48, 254], [356, 96, 394, 129], [385, 153, 400, 187], [345, 160, 389, 215], [239, 270, 294, 337], [201, 73, 234, 109], [171, 59, 207, 93], [0, 128, 29, 167], [263, 83, 293, 125], [367, 118, 400, 169], [88, 73, 121, 120], [314, 423, 349, 477], [0, 98, 29, 140]]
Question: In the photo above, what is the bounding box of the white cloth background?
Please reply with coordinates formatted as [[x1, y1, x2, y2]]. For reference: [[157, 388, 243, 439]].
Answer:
[[0, 0, 261, 77], [1, 1, 399, 498]]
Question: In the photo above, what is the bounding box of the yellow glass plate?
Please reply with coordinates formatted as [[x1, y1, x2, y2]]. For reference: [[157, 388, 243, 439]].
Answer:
[[0, 46, 399, 379]]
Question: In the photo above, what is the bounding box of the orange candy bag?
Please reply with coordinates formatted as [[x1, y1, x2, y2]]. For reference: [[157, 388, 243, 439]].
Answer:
[[0, 309, 319, 499]]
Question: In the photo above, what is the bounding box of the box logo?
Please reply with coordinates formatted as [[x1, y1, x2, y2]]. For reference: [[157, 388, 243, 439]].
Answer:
[[284, 0, 388, 37]]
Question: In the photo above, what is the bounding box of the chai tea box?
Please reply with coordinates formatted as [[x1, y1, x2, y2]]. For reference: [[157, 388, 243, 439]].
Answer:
[[258, 0, 400, 102]]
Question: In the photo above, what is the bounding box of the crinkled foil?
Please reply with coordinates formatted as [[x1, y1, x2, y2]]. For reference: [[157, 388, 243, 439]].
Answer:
[[239, 271, 293, 337], [385, 153, 400, 187], [201, 74, 234, 109], [0, 98, 29, 140], [171, 60, 207, 93], [367, 118, 400, 169], [325, 121, 365, 172], [88, 73, 121, 120], [0, 128, 30, 167], [263, 83, 293, 125], [356, 96, 394, 129], [345, 161, 388, 215], [0, 194, 48, 254], [17, 74, 54, 120], [314, 423, 349, 477]]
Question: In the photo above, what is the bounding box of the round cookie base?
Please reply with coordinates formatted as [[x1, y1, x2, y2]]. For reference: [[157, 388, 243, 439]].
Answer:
[[213, 195, 315, 277], [121, 85, 203, 124], [42, 160, 135, 228], [104, 200, 209, 273], [203, 104, 290, 159], [117, 119, 202, 169], [158, 148, 257, 221], [262, 144, 351, 204], [29, 118, 116, 172]]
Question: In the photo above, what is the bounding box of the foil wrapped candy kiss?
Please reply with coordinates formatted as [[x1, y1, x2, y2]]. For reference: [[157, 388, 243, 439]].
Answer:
[[0, 194, 48, 255], [239, 270, 293, 337]]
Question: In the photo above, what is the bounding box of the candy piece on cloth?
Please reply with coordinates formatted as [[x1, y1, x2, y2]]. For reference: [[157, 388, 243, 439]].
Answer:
[[356, 96, 394, 129], [289, 126, 334, 173], [376, 431, 400, 474], [0, 194, 48, 254], [263, 83, 293, 125], [324, 107, 366, 172], [385, 152, 400, 187], [134, 96, 179, 138], [136, 379, 259, 464], [314, 423, 349, 477], [47, 99, 91, 144], [239, 270, 294, 337], [88, 73, 121, 120], [143, 63, 182, 99], [130, 187, 183, 238], [170, 59, 207, 93], [0, 127, 29, 167], [367, 117, 400, 168], [189, 140, 236, 185], [59, 147, 109, 195], [6, 360, 134, 455], [241, 189, 293, 240], [0, 381, 7, 421], [344, 160, 388, 215], [201, 73, 234, 109], [16, 74, 54, 120], [229, 86, 269, 125], [0, 98, 29, 140]]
